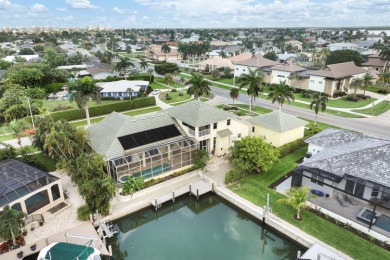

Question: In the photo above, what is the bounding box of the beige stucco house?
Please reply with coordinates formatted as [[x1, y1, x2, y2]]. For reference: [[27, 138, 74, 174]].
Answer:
[[248, 111, 308, 147], [233, 54, 278, 83]]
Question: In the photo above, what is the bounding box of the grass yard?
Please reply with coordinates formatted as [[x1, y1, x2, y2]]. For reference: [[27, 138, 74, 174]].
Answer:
[[0, 133, 13, 142], [353, 101, 390, 116], [41, 99, 119, 113], [234, 104, 272, 115], [154, 77, 184, 88], [158, 91, 192, 104], [229, 147, 390, 260], [70, 106, 160, 128], [291, 102, 364, 118], [294, 93, 377, 108]]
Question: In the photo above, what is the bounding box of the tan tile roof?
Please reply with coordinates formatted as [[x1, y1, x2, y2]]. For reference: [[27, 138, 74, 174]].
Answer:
[[308, 61, 367, 79], [271, 61, 306, 73], [233, 54, 278, 68], [363, 56, 385, 67], [228, 53, 253, 62], [198, 57, 234, 69]]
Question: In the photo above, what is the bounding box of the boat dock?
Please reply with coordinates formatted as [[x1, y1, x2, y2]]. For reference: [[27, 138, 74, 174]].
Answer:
[[151, 181, 213, 210]]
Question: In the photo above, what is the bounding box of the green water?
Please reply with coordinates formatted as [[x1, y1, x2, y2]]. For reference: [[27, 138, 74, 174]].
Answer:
[[108, 194, 303, 260]]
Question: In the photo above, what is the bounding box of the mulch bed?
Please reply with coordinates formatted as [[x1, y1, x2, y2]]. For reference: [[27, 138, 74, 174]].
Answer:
[[48, 202, 68, 214]]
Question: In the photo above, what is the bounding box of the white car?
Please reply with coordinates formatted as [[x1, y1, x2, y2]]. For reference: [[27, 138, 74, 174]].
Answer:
[[151, 89, 161, 95]]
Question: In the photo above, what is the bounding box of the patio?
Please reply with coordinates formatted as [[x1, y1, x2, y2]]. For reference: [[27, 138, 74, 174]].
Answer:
[[309, 191, 390, 237]]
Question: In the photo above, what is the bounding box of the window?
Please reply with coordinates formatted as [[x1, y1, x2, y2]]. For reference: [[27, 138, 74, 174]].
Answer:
[[227, 119, 231, 126], [118, 92, 122, 97], [318, 81, 323, 84], [311, 173, 324, 186], [252, 127, 255, 133], [310, 80, 315, 83], [243, 69, 246, 72], [277, 75, 285, 78], [213, 123, 217, 129], [51, 184, 61, 201], [372, 185, 380, 197]]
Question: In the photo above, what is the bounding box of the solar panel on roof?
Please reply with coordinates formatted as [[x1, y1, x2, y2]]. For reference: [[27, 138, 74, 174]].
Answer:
[[118, 124, 181, 150]]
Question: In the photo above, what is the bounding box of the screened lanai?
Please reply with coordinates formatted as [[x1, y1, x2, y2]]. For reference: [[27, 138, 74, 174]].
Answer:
[[0, 159, 64, 215], [108, 137, 197, 182]]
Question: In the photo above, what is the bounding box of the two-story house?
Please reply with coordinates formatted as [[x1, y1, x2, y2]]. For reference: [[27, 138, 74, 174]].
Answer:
[[233, 54, 278, 82]]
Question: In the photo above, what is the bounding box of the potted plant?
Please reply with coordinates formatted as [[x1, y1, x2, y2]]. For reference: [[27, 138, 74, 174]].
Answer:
[[30, 244, 37, 251], [17, 251, 23, 259], [22, 228, 27, 236], [39, 220, 44, 226]]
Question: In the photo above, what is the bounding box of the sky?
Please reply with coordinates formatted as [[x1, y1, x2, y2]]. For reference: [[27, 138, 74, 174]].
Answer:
[[0, 0, 389, 28]]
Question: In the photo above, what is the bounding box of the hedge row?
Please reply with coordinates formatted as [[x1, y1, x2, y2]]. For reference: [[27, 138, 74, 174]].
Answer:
[[50, 97, 156, 121], [277, 137, 307, 157], [95, 74, 154, 83]]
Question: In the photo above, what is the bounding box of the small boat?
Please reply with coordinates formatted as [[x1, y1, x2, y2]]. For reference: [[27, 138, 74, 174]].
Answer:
[[37, 242, 101, 260]]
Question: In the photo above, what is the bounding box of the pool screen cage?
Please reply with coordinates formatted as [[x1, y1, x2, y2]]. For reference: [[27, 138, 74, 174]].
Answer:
[[293, 166, 390, 237], [0, 159, 58, 208], [108, 137, 197, 182]]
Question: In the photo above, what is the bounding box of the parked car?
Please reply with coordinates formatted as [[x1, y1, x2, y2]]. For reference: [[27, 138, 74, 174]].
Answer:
[[151, 89, 161, 95]]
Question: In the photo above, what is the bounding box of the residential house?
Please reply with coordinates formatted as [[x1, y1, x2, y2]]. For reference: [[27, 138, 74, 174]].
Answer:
[[285, 40, 303, 51], [3, 55, 41, 62], [233, 54, 278, 82], [307, 61, 367, 96], [328, 43, 358, 52], [87, 101, 250, 181], [363, 53, 388, 73], [210, 40, 230, 50], [248, 111, 308, 147], [290, 129, 390, 203], [270, 61, 306, 85], [145, 44, 181, 61], [96, 80, 148, 99], [0, 159, 65, 216], [198, 57, 234, 71]]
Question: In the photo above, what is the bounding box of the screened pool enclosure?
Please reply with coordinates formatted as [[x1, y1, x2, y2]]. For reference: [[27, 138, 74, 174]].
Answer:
[[108, 137, 197, 182]]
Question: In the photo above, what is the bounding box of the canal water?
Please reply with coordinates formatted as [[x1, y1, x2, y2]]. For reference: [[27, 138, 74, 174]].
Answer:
[[108, 194, 303, 260]]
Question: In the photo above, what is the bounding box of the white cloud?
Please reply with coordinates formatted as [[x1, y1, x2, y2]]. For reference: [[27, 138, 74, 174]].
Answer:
[[31, 3, 48, 12], [56, 7, 67, 12], [65, 0, 97, 9], [113, 6, 125, 14], [0, 0, 23, 10]]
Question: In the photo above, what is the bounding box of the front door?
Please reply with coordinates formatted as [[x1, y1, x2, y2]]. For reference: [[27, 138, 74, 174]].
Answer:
[[199, 139, 209, 151]]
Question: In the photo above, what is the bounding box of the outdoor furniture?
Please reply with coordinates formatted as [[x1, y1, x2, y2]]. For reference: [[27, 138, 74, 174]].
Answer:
[[345, 195, 358, 205], [311, 189, 324, 197], [336, 193, 348, 207]]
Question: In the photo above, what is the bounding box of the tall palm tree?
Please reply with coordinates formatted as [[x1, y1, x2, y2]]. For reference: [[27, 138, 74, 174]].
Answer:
[[69, 77, 101, 126], [186, 73, 210, 100], [268, 81, 295, 110], [350, 78, 364, 98], [164, 73, 174, 88], [126, 88, 133, 100], [113, 57, 134, 80], [147, 68, 154, 82], [139, 58, 148, 71], [239, 68, 264, 112], [0, 205, 26, 245], [309, 93, 328, 126], [218, 50, 227, 58], [379, 46, 390, 73], [362, 73, 374, 96], [277, 186, 316, 220], [230, 88, 239, 105], [379, 72, 390, 92]]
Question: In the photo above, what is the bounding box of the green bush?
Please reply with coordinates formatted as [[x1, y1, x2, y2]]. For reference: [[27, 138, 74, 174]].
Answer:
[[154, 62, 179, 75], [50, 97, 156, 121], [224, 169, 244, 184], [277, 138, 307, 157], [77, 205, 91, 221], [44, 83, 70, 93]]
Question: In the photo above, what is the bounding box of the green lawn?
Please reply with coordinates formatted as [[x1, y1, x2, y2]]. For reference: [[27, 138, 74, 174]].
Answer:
[[234, 104, 272, 115], [158, 91, 192, 104], [229, 148, 390, 260], [291, 102, 364, 118], [154, 77, 184, 88], [0, 133, 13, 142], [366, 85, 387, 95], [41, 100, 119, 113], [70, 106, 160, 128], [353, 101, 390, 116], [294, 93, 377, 109]]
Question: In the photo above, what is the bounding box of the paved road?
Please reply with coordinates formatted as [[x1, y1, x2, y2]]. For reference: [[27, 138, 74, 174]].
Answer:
[[210, 86, 390, 139]]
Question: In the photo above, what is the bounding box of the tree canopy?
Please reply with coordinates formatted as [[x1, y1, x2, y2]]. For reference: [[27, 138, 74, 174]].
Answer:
[[154, 62, 179, 75], [18, 48, 34, 55], [325, 49, 362, 66], [229, 136, 279, 176], [263, 52, 278, 61]]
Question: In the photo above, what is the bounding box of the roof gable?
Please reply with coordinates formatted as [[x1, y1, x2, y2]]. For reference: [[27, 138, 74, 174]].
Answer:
[[248, 110, 308, 133], [234, 54, 278, 68], [308, 61, 367, 79]]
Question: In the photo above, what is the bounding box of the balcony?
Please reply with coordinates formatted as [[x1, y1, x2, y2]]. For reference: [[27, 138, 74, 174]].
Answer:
[[198, 129, 210, 137], [188, 128, 195, 136]]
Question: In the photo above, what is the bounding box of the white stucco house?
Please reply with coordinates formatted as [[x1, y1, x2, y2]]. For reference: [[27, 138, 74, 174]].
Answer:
[[328, 43, 359, 52], [96, 80, 149, 98]]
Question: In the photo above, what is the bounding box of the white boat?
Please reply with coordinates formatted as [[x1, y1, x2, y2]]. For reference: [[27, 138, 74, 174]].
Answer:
[[37, 242, 101, 260]]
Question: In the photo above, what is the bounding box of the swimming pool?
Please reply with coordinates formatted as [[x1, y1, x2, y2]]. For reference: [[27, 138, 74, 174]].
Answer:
[[108, 194, 304, 259], [119, 164, 172, 183], [375, 214, 390, 233]]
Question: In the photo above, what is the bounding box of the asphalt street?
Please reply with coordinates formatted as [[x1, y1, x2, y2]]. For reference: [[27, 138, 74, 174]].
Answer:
[[210, 86, 390, 139]]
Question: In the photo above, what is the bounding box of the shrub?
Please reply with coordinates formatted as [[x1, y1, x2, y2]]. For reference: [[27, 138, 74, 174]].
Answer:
[[333, 90, 347, 98], [165, 94, 172, 100], [346, 95, 359, 102], [77, 205, 91, 221], [52, 104, 73, 112], [154, 62, 179, 75], [171, 88, 177, 92], [277, 138, 307, 157], [27, 88, 46, 99], [378, 89, 389, 94], [44, 83, 70, 93], [224, 169, 244, 184], [50, 97, 156, 121], [223, 106, 238, 111], [101, 97, 117, 100], [356, 94, 370, 100]]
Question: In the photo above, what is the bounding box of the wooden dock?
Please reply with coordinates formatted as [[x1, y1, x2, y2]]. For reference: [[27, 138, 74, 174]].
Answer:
[[151, 181, 213, 210]]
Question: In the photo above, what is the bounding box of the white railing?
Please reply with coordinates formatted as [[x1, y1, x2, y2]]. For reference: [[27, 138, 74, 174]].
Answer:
[[198, 129, 210, 137], [188, 128, 195, 136]]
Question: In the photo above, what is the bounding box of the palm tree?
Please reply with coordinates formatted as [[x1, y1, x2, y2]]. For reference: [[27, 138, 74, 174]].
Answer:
[[379, 72, 390, 92], [122, 176, 145, 197], [69, 77, 101, 126], [164, 73, 174, 89], [239, 68, 264, 112], [362, 73, 374, 96], [186, 73, 210, 100], [277, 186, 316, 220], [230, 88, 239, 105], [0, 205, 26, 245], [319, 48, 330, 67], [379, 46, 390, 73], [268, 81, 295, 110], [350, 78, 364, 98], [218, 50, 227, 58], [309, 93, 328, 126], [148, 68, 154, 82], [113, 57, 134, 80], [139, 58, 148, 71], [126, 88, 133, 100]]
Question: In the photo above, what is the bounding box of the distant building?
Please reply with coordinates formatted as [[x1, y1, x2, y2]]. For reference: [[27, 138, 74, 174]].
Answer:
[[96, 80, 149, 99], [363, 53, 388, 73], [328, 43, 358, 52]]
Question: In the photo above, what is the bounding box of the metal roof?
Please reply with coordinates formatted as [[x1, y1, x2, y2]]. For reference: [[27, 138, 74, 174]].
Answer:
[[248, 110, 308, 133], [217, 129, 233, 138]]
